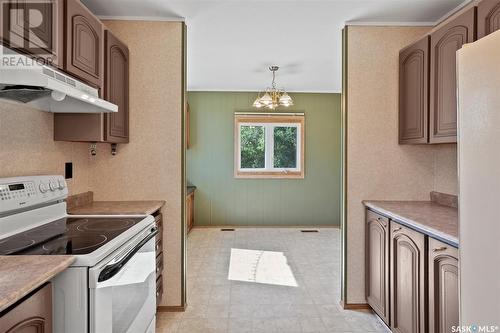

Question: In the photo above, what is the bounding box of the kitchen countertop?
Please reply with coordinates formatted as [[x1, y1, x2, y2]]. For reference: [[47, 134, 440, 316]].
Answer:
[[0, 255, 75, 312], [68, 200, 165, 215], [363, 200, 459, 247]]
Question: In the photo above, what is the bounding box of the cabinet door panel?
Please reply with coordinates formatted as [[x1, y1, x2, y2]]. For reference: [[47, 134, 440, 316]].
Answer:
[[430, 8, 475, 143], [399, 36, 429, 144], [478, 0, 500, 38], [390, 222, 426, 333], [65, 0, 103, 88], [365, 210, 390, 324], [428, 238, 459, 333], [104, 30, 129, 143], [0, 0, 63, 67], [0, 283, 52, 333]]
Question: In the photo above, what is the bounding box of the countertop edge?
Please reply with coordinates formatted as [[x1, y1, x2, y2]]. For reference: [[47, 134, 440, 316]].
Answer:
[[67, 200, 166, 216], [0, 255, 75, 313], [363, 201, 459, 248]]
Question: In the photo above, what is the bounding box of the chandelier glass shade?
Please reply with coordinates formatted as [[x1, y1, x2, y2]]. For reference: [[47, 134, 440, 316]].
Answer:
[[253, 66, 294, 109]]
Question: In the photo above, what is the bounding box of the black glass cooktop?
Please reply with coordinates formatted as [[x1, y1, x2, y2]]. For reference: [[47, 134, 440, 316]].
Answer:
[[0, 217, 144, 255]]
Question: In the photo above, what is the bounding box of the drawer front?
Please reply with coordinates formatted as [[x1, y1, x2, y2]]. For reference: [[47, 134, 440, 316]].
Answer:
[[155, 213, 163, 254], [156, 275, 163, 307], [156, 252, 164, 280]]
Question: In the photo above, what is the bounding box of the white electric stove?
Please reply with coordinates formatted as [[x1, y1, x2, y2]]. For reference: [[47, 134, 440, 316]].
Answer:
[[0, 175, 157, 333]]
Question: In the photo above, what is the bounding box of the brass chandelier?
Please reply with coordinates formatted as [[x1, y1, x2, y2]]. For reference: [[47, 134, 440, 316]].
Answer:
[[253, 66, 293, 109]]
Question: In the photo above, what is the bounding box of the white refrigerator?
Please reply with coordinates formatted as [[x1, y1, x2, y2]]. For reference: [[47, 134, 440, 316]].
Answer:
[[457, 31, 500, 328]]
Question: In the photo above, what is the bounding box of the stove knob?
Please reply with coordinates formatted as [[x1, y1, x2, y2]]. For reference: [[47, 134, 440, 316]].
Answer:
[[49, 181, 58, 191], [39, 183, 48, 193], [58, 179, 66, 190]]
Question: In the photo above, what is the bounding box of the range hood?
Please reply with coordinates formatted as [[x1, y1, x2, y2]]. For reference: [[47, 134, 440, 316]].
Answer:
[[0, 49, 117, 113]]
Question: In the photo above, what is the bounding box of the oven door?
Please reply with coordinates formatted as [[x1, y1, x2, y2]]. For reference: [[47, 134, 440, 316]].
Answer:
[[89, 225, 158, 333]]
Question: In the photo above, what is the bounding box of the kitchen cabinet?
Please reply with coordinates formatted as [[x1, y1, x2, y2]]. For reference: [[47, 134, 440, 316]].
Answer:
[[390, 222, 426, 333], [0, 283, 52, 333], [54, 30, 129, 144], [154, 212, 164, 305], [429, 8, 475, 144], [365, 210, 390, 324], [65, 0, 104, 89], [0, 0, 64, 67], [103, 30, 129, 143], [478, 0, 500, 38], [186, 189, 195, 234], [428, 238, 459, 333], [399, 36, 429, 144]]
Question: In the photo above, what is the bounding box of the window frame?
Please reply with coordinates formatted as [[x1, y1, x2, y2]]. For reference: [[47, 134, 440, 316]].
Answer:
[[234, 114, 305, 179]]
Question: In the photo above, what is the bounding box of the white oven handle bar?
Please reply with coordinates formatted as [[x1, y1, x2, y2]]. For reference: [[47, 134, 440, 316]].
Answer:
[[97, 226, 158, 282]]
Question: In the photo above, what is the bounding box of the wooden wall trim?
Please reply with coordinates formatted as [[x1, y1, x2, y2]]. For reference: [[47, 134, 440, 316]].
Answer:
[[339, 299, 371, 310]]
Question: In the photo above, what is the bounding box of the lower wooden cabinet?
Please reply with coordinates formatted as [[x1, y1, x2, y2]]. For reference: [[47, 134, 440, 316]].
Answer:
[[154, 212, 164, 306], [0, 283, 52, 333], [186, 190, 195, 234], [366, 210, 390, 324], [428, 238, 459, 333], [366, 208, 460, 333]]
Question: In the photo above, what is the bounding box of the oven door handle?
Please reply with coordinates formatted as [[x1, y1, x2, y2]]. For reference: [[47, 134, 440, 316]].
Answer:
[[98, 226, 158, 282]]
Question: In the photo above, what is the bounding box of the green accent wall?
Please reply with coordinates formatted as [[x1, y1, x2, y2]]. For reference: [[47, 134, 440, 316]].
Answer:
[[187, 92, 341, 226]]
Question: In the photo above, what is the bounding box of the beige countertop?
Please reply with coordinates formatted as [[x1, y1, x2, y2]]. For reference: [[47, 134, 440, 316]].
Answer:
[[68, 200, 165, 216], [363, 200, 458, 247], [0, 255, 75, 312]]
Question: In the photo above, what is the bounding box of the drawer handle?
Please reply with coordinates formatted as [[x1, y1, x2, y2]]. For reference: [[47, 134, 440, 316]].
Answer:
[[393, 227, 402, 232], [156, 291, 160, 297], [433, 246, 447, 252], [377, 218, 387, 227]]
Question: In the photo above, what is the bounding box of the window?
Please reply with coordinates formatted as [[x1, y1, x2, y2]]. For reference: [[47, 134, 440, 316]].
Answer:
[[234, 114, 305, 178]]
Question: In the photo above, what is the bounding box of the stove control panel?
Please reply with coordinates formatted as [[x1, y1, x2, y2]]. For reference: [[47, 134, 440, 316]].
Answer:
[[0, 175, 68, 214]]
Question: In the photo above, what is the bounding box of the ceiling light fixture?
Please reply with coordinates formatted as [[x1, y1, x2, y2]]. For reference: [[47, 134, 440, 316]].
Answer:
[[253, 66, 294, 110]]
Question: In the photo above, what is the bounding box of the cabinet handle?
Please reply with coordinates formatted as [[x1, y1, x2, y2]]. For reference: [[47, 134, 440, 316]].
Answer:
[[433, 246, 447, 252], [393, 227, 402, 232], [377, 218, 387, 227]]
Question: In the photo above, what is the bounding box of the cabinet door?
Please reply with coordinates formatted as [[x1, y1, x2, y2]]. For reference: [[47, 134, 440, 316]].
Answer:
[[478, 0, 500, 38], [429, 8, 476, 143], [399, 36, 429, 144], [104, 30, 129, 143], [365, 210, 390, 324], [390, 222, 426, 333], [0, 0, 63, 67], [428, 238, 459, 333], [0, 283, 52, 333], [65, 0, 103, 88]]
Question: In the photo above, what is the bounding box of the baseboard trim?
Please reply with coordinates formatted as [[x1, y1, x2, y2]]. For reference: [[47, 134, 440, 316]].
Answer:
[[192, 225, 340, 229], [157, 305, 186, 312], [339, 299, 371, 310]]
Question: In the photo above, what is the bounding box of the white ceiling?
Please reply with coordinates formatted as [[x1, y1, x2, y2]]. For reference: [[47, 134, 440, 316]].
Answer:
[[82, 0, 467, 93]]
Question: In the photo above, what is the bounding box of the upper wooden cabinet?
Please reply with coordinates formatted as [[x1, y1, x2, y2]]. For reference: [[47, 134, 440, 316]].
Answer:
[[365, 210, 390, 325], [390, 222, 426, 333], [0, 0, 64, 67], [399, 36, 429, 144], [54, 30, 129, 144], [478, 0, 500, 38], [429, 7, 476, 144], [104, 30, 129, 143], [428, 238, 459, 333], [64, 0, 104, 89]]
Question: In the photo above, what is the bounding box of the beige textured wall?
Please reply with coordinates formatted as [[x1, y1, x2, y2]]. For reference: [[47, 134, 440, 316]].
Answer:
[[0, 101, 91, 194], [345, 26, 458, 303], [90, 20, 184, 307]]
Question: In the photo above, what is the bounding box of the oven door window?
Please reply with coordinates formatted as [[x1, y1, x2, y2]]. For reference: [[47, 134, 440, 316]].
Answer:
[[89, 236, 156, 333]]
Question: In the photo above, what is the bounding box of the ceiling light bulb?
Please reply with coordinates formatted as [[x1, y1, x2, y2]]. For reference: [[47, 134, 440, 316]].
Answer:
[[253, 98, 263, 108], [260, 92, 272, 105]]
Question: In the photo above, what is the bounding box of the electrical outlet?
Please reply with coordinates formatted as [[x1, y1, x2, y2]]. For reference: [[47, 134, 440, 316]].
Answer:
[[65, 162, 73, 179]]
